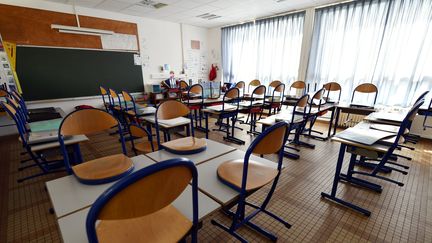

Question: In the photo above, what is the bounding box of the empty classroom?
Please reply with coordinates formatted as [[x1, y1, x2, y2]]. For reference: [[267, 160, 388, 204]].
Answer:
[[0, 0, 431, 242]]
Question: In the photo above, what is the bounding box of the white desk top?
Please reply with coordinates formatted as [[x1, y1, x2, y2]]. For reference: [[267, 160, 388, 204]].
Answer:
[[143, 116, 191, 128], [58, 186, 219, 243], [196, 150, 279, 205], [146, 139, 236, 165], [46, 155, 155, 219], [31, 135, 88, 152]]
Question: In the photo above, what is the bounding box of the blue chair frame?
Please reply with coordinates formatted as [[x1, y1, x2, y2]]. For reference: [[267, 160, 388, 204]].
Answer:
[[322, 99, 425, 216], [154, 100, 195, 147], [211, 121, 291, 242], [1, 102, 66, 182], [86, 158, 199, 243], [212, 87, 245, 145], [58, 108, 129, 184]]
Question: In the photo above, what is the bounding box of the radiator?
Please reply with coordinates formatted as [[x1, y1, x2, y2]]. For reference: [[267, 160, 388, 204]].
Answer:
[[337, 113, 365, 128]]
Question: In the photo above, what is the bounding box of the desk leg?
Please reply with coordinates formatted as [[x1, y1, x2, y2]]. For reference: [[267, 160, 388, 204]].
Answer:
[[333, 108, 340, 135], [205, 113, 209, 139], [321, 144, 371, 216], [328, 107, 335, 138]]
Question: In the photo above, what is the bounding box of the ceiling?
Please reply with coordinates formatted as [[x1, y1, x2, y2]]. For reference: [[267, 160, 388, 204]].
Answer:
[[46, 0, 340, 28]]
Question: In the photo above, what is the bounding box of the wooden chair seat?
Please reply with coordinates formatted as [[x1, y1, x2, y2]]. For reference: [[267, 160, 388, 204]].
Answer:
[[134, 141, 159, 153], [217, 159, 278, 191], [72, 154, 134, 183], [162, 136, 207, 154], [96, 205, 192, 243]]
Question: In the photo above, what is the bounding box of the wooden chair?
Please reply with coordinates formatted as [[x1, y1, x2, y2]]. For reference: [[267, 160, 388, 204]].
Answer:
[[155, 100, 194, 146], [265, 81, 285, 115], [244, 85, 266, 135], [344, 83, 378, 126], [343, 99, 424, 189], [304, 88, 326, 141], [283, 94, 310, 158], [100, 86, 110, 112], [129, 123, 158, 155], [211, 87, 245, 145], [86, 158, 198, 243], [289, 80, 306, 96], [323, 82, 342, 103], [247, 79, 261, 94], [58, 108, 133, 185], [212, 121, 291, 242], [1, 102, 65, 182], [179, 80, 189, 90], [235, 81, 246, 98], [184, 84, 206, 131], [350, 83, 378, 107]]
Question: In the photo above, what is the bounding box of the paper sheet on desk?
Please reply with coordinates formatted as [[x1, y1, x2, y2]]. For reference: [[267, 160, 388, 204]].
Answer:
[[137, 107, 156, 115], [335, 127, 396, 145], [158, 117, 190, 126], [370, 124, 399, 133], [372, 112, 405, 122], [206, 104, 236, 112]]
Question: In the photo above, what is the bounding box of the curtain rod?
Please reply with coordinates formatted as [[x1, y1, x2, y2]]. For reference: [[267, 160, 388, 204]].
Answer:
[[221, 0, 353, 28]]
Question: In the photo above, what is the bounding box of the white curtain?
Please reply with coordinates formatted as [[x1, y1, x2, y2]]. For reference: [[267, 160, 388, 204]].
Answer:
[[306, 0, 432, 106], [222, 13, 305, 86]]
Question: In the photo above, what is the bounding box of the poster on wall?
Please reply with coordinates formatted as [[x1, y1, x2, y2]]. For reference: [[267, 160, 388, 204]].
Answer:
[[0, 34, 20, 92]]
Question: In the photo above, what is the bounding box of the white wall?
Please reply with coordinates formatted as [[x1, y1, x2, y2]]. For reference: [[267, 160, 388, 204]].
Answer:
[[207, 27, 222, 83], [0, 0, 211, 135]]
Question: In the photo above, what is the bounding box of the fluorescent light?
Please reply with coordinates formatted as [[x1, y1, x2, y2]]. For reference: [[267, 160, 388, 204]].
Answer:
[[58, 29, 104, 36], [51, 24, 114, 36]]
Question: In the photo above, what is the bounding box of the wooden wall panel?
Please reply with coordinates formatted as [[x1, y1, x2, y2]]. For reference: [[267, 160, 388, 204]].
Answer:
[[0, 4, 138, 49]]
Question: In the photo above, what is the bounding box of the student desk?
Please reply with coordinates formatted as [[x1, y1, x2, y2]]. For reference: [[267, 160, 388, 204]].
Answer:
[[146, 139, 236, 165], [321, 125, 398, 216], [363, 111, 406, 126], [332, 103, 377, 135], [202, 106, 245, 145], [46, 155, 219, 219], [50, 155, 220, 243], [195, 149, 280, 205]]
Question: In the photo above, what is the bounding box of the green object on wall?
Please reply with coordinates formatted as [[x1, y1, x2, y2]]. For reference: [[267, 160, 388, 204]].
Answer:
[[16, 46, 144, 101]]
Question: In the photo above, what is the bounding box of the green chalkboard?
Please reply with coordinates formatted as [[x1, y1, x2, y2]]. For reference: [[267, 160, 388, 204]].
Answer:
[[16, 46, 144, 101]]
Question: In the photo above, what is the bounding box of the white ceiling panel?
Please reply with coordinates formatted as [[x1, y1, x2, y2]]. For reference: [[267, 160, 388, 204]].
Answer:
[[46, 0, 341, 28]]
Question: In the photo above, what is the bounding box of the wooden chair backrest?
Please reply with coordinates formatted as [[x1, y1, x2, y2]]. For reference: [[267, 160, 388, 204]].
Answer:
[[312, 88, 325, 100], [252, 124, 287, 155], [156, 100, 190, 120], [291, 80, 306, 89], [129, 124, 149, 139], [189, 84, 203, 95], [354, 83, 377, 93], [122, 91, 133, 102], [249, 79, 261, 86], [235, 81, 245, 89], [252, 85, 266, 96], [323, 82, 341, 91], [297, 94, 309, 108], [269, 80, 282, 88], [100, 86, 107, 95], [0, 89, 9, 97], [179, 80, 189, 90], [273, 83, 285, 93], [98, 165, 192, 220], [60, 109, 118, 136], [109, 89, 118, 98], [1, 102, 17, 116], [6, 97, 19, 108], [225, 87, 240, 99]]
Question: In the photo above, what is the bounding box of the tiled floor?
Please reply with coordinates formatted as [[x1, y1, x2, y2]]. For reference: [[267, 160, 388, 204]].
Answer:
[[1, 120, 431, 242]]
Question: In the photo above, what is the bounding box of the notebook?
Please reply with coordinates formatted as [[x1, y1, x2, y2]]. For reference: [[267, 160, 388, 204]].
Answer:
[[335, 127, 396, 145], [28, 118, 63, 132], [370, 124, 399, 133]]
